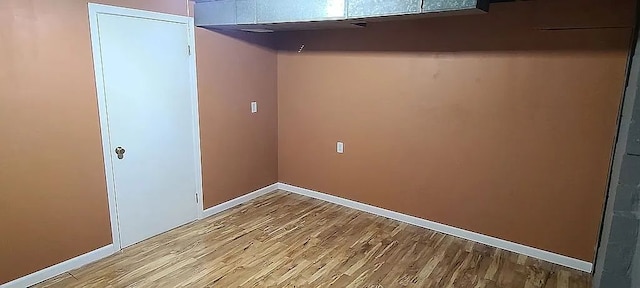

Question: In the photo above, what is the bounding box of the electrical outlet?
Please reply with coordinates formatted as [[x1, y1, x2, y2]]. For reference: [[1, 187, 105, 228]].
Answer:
[[337, 142, 344, 154], [251, 101, 258, 113]]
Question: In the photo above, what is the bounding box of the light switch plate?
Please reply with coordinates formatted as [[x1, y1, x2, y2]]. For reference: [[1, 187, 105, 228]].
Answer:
[[337, 142, 344, 154], [251, 101, 258, 113]]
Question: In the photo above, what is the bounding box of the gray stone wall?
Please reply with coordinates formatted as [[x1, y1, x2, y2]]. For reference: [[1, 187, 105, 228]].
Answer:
[[594, 28, 640, 288]]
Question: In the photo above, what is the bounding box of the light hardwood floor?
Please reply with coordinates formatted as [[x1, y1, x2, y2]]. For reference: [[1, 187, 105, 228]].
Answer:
[[35, 191, 591, 287]]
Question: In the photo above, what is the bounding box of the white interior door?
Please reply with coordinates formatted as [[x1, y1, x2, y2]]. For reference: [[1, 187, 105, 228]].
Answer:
[[90, 6, 201, 248]]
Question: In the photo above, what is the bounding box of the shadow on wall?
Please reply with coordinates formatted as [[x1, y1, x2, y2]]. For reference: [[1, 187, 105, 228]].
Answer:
[[209, 29, 277, 50], [273, 0, 635, 53]]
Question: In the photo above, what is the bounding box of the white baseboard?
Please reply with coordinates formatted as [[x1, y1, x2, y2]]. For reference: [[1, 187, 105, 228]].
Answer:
[[3, 183, 279, 287], [202, 183, 279, 219], [277, 182, 593, 273], [3, 181, 590, 288], [1, 244, 115, 288]]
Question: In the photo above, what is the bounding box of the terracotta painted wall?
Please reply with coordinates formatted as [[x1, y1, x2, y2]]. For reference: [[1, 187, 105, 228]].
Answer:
[[277, 0, 635, 262], [0, 0, 277, 284], [0, 0, 633, 283], [196, 29, 278, 209]]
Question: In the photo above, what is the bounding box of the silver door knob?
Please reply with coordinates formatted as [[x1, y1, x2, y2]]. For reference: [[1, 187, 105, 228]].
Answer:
[[115, 147, 126, 159]]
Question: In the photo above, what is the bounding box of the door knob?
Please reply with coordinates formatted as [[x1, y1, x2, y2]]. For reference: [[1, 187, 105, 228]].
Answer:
[[115, 147, 126, 159]]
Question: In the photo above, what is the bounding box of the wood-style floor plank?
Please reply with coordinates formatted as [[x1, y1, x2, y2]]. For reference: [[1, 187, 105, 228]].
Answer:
[[33, 191, 591, 288]]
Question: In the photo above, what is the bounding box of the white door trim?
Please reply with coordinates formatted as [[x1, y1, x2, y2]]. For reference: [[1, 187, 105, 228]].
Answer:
[[87, 3, 203, 252]]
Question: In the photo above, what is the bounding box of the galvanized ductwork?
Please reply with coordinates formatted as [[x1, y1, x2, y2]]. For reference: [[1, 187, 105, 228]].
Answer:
[[194, 0, 490, 32]]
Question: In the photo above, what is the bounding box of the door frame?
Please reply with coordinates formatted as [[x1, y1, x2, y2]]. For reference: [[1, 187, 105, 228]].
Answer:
[[88, 3, 204, 252]]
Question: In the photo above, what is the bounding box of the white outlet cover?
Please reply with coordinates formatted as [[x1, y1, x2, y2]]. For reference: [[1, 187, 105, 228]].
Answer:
[[337, 142, 344, 154], [251, 101, 258, 113]]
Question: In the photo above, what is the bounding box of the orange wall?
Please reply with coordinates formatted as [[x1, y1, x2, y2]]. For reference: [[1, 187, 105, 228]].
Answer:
[[276, 0, 634, 262], [196, 29, 278, 208], [0, 0, 634, 283], [0, 0, 277, 284]]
